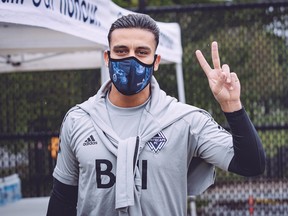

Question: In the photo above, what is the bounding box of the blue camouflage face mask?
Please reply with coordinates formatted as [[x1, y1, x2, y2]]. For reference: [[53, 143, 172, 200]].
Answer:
[[108, 51, 157, 95]]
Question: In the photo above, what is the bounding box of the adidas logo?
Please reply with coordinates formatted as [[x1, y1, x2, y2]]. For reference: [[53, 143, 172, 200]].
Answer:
[[83, 135, 98, 146]]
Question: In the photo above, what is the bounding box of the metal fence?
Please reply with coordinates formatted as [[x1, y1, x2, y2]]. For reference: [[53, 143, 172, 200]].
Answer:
[[146, 2, 288, 215], [0, 69, 102, 197], [1, 1, 288, 215]]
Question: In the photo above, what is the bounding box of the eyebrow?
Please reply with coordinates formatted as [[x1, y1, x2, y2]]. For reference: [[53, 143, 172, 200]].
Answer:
[[136, 46, 152, 51], [112, 45, 128, 50], [112, 45, 152, 51]]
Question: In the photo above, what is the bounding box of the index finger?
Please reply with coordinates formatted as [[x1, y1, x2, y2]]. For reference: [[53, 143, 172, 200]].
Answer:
[[212, 41, 221, 70], [195, 50, 212, 76]]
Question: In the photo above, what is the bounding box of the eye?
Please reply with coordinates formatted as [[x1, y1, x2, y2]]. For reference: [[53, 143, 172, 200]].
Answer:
[[113, 48, 129, 56], [136, 49, 150, 57]]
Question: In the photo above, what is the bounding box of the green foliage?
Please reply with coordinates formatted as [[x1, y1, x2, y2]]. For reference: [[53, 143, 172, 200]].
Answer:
[[148, 3, 288, 126], [0, 70, 101, 134], [112, 0, 139, 7]]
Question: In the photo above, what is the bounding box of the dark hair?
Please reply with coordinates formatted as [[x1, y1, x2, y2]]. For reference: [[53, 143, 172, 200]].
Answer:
[[107, 14, 160, 49]]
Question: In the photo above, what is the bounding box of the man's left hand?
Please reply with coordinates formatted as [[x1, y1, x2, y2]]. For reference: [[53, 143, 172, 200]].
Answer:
[[195, 41, 242, 112]]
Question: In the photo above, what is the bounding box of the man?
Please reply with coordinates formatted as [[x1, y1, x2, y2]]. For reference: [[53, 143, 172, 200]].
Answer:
[[47, 14, 265, 216]]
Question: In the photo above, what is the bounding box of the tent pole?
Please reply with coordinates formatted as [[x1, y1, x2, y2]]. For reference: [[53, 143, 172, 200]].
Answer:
[[176, 63, 186, 103]]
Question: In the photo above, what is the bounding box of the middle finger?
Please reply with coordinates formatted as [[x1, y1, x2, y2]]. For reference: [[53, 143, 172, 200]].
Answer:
[[211, 41, 221, 70]]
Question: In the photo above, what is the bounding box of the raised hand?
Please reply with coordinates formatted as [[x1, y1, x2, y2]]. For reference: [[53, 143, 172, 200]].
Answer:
[[195, 41, 242, 112]]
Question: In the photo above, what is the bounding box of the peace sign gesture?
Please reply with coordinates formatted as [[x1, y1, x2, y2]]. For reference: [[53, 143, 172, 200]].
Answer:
[[195, 41, 242, 112]]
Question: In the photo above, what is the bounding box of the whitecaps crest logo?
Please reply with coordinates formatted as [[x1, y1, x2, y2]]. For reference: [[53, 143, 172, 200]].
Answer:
[[147, 131, 167, 153]]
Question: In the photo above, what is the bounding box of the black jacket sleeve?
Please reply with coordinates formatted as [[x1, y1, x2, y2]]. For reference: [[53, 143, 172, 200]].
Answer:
[[46, 178, 78, 216], [224, 108, 266, 176]]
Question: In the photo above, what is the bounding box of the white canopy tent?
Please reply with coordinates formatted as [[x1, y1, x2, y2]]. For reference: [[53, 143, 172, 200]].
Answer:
[[0, 0, 185, 102]]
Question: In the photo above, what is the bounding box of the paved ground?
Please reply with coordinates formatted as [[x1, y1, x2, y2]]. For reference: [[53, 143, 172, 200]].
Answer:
[[0, 197, 49, 216]]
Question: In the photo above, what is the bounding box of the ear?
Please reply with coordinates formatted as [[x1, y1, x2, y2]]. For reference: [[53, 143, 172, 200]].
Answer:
[[153, 55, 161, 71], [103, 51, 109, 67]]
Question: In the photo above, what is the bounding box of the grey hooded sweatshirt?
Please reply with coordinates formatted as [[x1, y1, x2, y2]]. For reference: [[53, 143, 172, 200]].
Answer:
[[53, 77, 234, 216]]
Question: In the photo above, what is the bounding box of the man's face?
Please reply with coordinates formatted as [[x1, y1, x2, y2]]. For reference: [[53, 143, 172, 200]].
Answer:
[[105, 28, 160, 70]]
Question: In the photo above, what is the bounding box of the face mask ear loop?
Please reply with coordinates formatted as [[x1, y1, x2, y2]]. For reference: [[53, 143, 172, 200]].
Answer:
[[107, 51, 111, 60], [152, 54, 158, 71], [106, 51, 111, 68], [153, 55, 158, 63]]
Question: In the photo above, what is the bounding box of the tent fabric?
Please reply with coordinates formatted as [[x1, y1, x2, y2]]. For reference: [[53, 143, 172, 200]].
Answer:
[[0, 0, 185, 102], [0, 0, 183, 67]]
